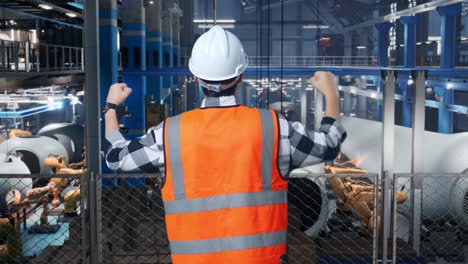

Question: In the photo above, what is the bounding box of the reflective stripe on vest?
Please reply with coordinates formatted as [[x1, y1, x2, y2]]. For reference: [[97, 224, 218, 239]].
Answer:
[[170, 230, 287, 255], [163, 108, 287, 257]]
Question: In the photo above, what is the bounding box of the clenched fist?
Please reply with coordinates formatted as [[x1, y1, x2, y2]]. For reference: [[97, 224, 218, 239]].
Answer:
[[106, 83, 132, 105], [310, 71, 338, 99]]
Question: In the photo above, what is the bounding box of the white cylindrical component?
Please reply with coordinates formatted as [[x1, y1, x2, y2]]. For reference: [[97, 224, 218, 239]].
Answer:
[[340, 117, 468, 174], [288, 174, 329, 238], [0, 136, 69, 174], [37, 123, 84, 163], [0, 153, 32, 212], [340, 117, 468, 223], [397, 177, 468, 225]]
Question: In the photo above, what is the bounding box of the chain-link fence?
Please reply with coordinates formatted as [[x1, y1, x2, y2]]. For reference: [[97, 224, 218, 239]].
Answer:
[[0, 174, 83, 264], [97, 174, 170, 264], [393, 174, 468, 264], [287, 173, 380, 264], [2, 173, 468, 263]]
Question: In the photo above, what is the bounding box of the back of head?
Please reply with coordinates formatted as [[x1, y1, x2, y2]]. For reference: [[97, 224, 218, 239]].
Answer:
[[189, 26, 248, 94]]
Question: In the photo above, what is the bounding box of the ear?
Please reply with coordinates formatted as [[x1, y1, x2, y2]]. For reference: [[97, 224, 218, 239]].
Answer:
[[238, 74, 243, 83], [194, 76, 199, 84]]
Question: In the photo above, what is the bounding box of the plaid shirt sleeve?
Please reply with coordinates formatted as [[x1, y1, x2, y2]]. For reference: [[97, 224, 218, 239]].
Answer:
[[102, 113, 346, 176], [277, 113, 347, 173], [102, 121, 165, 173]]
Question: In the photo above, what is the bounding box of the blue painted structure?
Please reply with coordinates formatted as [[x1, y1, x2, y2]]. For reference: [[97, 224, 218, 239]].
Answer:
[[99, 4, 119, 177], [120, 66, 468, 78], [146, 31, 163, 104], [436, 4, 462, 133], [374, 22, 392, 121], [401, 16, 419, 68], [399, 16, 419, 127], [162, 36, 174, 116], [375, 22, 392, 67], [121, 23, 147, 135], [121, 7, 147, 186]]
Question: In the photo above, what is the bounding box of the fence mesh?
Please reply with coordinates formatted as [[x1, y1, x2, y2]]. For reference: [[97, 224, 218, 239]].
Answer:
[[98, 175, 170, 264], [394, 174, 468, 264], [2, 173, 468, 263], [0, 174, 83, 264]]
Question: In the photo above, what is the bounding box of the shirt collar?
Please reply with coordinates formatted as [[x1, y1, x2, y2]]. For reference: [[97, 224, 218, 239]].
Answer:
[[200, 96, 240, 108]]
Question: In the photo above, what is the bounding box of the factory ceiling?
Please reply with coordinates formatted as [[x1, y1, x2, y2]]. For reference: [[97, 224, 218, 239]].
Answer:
[[0, 0, 82, 29]]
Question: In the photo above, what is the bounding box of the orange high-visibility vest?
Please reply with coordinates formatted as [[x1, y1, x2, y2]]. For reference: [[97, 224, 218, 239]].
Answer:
[[162, 106, 288, 264]]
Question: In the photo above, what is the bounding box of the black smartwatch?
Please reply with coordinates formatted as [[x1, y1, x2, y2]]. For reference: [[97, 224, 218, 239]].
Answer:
[[102, 102, 119, 114]]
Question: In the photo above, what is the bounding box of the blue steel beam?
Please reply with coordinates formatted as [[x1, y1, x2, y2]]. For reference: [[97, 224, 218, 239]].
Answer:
[[119, 67, 468, 77], [436, 4, 462, 134], [426, 80, 468, 90], [375, 22, 392, 67], [401, 16, 419, 68], [400, 16, 419, 126], [99, 0, 119, 176]]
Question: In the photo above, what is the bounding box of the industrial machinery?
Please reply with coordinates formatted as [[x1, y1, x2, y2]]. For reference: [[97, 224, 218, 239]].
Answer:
[[324, 160, 408, 235], [340, 116, 468, 223], [37, 123, 85, 164], [0, 136, 69, 175]]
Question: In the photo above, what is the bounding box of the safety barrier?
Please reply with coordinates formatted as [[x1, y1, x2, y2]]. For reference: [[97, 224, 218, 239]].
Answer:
[[0, 174, 83, 264], [392, 174, 468, 263], [0, 40, 84, 73], [178, 56, 378, 67], [97, 174, 170, 264], [0, 172, 467, 263]]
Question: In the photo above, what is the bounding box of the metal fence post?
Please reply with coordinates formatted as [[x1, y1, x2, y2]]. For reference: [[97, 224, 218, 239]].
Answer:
[[45, 45, 49, 71], [408, 70, 426, 255], [381, 70, 396, 264], [89, 172, 98, 264], [85, 0, 101, 262], [25, 41, 30, 72], [14, 42, 19, 72], [373, 174, 379, 264], [314, 89, 323, 130], [392, 173, 398, 264], [300, 77, 307, 126], [0, 40, 4, 71]]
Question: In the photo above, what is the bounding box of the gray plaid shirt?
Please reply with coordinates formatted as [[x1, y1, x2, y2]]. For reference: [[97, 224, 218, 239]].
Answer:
[[103, 96, 347, 177]]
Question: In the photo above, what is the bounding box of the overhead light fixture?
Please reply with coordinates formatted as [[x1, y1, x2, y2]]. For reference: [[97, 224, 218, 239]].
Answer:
[[428, 36, 441, 41], [198, 24, 235, 29], [66, 12, 77, 17], [303, 25, 329, 29], [149, 0, 155, 3], [38, 4, 53, 10], [193, 19, 236, 23], [447, 82, 454, 89], [356, 46, 366, 49], [416, 42, 423, 45]]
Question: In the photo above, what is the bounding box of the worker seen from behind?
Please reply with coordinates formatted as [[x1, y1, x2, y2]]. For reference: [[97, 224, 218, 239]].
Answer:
[[103, 25, 346, 264]]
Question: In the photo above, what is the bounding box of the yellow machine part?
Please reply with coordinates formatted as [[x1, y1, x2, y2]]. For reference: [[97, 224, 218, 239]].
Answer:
[[64, 187, 81, 214]]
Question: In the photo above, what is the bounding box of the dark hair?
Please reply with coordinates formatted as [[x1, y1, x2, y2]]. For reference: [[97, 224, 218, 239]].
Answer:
[[201, 76, 238, 97]]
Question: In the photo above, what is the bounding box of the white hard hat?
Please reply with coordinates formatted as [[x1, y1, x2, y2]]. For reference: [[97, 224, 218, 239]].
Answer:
[[189, 25, 249, 81]]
